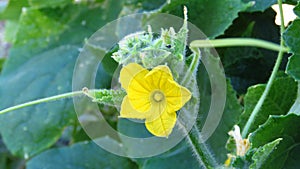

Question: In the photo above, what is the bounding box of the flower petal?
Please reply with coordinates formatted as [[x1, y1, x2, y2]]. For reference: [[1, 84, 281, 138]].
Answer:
[[162, 79, 192, 111], [119, 96, 148, 119], [145, 65, 173, 89], [119, 63, 149, 91], [145, 110, 176, 137], [147, 101, 167, 121]]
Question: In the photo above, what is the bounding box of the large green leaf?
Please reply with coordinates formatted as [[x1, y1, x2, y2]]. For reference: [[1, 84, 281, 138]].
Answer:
[[121, 0, 249, 38], [239, 77, 297, 135], [284, 12, 300, 80], [283, 145, 300, 168], [242, 0, 277, 12], [28, 0, 72, 8], [250, 114, 300, 169], [0, 46, 78, 158], [283, 19, 300, 54], [249, 138, 282, 169], [151, 0, 249, 38], [134, 140, 198, 169], [26, 140, 138, 169], [2, 1, 123, 74], [286, 54, 300, 81], [0, 0, 29, 20], [0, 0, 123, 158]]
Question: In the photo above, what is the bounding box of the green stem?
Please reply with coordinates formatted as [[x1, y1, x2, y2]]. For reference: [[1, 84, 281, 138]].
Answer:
[[0, 91, 83, 115], [178, 121, 218, 168], [188, 126, 218, 168], [190, 38, 289, 53], [182, 47, 201, 85], [242, 0, 286, 138]]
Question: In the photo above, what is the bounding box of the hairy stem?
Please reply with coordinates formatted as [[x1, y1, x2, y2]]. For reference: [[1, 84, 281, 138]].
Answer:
[[187, 126, 218, 169], [182, 47, 201, 85], [242, 0, 286, 137], [190, 38, 289, 53], [0, 91, 83, 115], [178, 120, 218, 168]]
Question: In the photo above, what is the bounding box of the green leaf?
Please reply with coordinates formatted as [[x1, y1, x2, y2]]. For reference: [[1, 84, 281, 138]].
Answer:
[[250, 114, 300, 169], [284, 18, 300, 80], [0, 58, 5, 72], [28, 0, 72, 8], [159, 0, 249, 38], [284, 19, 300, 54], [242, 0, 277, 12], [26, 140, 138, 169], [283, 144, 300, 168], [0, 0, 29, 20], [285, 0, 300, 5], [84, 89, 126, 106], [293, 2, 300, 17], [249, 138, 282, 169], [286, 54, 300, 81], [0, 46, 79, 158], [3, 1, 123, 74], [14, 8, 66, 47], [239, 77, 297, 135], [137, 141, 198, 169], [4, 20, 18, 43], [289, 83, 300, 115], [2, 5, 79, 74], [0, 0, 123, 158]]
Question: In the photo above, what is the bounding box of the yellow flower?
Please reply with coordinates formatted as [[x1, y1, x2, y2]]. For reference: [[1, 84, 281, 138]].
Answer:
[[119, 63, 192, 137]]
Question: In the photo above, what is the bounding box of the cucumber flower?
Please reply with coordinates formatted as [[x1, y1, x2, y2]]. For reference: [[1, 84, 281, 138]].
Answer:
[[228, 125, 250, 156], [119, 63, 192, 137]]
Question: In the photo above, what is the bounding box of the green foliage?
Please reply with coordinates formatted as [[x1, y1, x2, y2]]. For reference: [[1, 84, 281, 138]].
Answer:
[[284, 20, 300, 54], [0, 58, 4, 72], [162, 0, 250, 38], [0, 0, 299, 168], [0, 0, 122, 161], [26, 140, 138, 169], [219, 9, 282, 93], [286, 54, 300, 80], [0, 0, 29, 20], [242, 0, 277, 12], [0, 46, 79, 157], [289, 84, 300, 115], [239, 77, 297, 135], [249, 138, 282, 169], [28, 0, 72, 8], [283, 145, 300, 168], [283, 4, 300, 80], [86, 89, 126, 106], [250, 114, 300, 168]]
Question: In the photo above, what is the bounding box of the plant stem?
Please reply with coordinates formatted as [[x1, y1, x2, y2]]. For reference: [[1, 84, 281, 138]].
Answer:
[[178, 120, 218, 168], [190, 38, 289, 53], [242, 0, 286, 138], [187, 126, 218, 169], [182, 47, 201, 85], [0, 91, 83, 115]]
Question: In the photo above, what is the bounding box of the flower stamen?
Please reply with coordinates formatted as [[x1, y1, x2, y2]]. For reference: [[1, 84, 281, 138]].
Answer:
[[152, 91, 165, 102]]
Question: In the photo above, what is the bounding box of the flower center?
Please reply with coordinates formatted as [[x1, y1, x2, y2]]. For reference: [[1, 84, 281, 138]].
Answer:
[[152, 91, 165, 102]]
